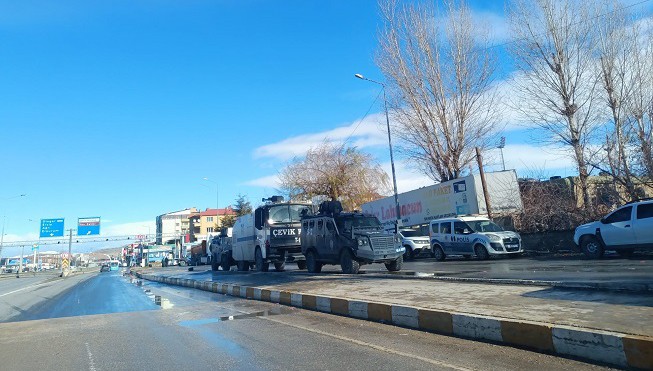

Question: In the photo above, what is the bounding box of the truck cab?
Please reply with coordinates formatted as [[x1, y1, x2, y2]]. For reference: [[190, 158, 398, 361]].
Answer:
[[232, 196, 312, 272], [211, 227, 233, 271], [300, 201, 404, 274]]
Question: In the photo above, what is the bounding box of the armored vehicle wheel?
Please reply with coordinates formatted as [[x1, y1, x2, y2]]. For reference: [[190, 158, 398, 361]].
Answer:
[[255, 248, 269, 272], [432, 244, 446, 261], [385, 255, 403, 272], [221, 253, 231, 271], [274, 262, 285, 272], [236, 260, 249, 271], [340, 249, 360, 274], [296, 261, 307, 270], [306, 250, 322, 273], [474, 244, 490, 260]]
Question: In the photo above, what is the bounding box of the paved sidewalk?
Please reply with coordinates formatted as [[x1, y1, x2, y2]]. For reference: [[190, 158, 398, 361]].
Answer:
[[144, 267, 653, 337]]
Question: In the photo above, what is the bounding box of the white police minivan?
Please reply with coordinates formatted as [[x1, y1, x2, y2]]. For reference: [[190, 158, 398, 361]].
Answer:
[[429, 216, 523, 261]]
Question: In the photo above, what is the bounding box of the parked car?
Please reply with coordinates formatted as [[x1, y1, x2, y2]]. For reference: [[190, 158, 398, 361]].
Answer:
[[100, 264, 110, 272], [398, 228, 431, 260], [429, 216, 523, 261], [574, 199, 653, 258]]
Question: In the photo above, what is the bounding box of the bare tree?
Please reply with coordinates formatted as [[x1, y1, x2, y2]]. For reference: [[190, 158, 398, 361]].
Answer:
[[376, 0, 499, 182], [627, 19, 653, 179], [591, 0, 639, 201], [279, 142, 391, 211], [509, 0, 600, 209]]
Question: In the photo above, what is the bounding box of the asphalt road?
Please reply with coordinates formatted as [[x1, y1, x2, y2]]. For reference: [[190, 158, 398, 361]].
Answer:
[[0, 270, 611, 370]]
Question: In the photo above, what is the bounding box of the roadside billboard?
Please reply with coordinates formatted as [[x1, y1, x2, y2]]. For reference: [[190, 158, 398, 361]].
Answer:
[[362, 170, 523, 230]]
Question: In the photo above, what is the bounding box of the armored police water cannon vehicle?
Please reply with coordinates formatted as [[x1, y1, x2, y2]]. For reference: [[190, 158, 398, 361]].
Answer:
[[300, 200, 404, 274], [231, 195, 312, 272]]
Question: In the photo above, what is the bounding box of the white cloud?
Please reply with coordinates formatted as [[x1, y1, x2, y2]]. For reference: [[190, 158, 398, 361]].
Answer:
[[380, 160, 434, 194], [472, 11, 510, 43], [244, 174, 280, 188], [253, 113, 388, 161]]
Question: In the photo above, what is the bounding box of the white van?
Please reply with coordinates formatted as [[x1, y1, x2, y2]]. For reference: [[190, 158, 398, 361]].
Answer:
[[429, 216, 522, 261]]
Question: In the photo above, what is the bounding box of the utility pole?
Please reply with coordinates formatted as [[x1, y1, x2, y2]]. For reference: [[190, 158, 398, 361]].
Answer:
[[475, 147, 493, 219], [17, 245, 24, 278]]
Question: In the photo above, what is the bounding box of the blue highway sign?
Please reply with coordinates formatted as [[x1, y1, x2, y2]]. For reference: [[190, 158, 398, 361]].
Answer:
[[78, 217, 100, 236], [40, 218, 65, 238]]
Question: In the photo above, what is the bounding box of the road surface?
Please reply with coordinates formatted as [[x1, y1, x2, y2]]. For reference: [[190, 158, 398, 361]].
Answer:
[[0, 270, 610, 370]]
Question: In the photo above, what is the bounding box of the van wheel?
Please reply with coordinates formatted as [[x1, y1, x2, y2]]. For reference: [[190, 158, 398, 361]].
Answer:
[[255, 248, 269, 272], [432, 245, 446, 261], [296, 261, 307, 270], [581, 236, 604, 259], [475, 245, 490, 260], [221, 253, 231, 271], [385, 256, 403, 272], [340, 249, 360, 274], [236, 260, 249, 271], [274, 262, 285, 272], [403, 246, 414, 261], [306, 250, 322, 273]]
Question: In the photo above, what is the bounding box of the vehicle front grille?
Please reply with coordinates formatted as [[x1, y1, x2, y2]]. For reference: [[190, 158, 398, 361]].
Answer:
[[370, 236, 395, 254], [503, 237, 520, 252]]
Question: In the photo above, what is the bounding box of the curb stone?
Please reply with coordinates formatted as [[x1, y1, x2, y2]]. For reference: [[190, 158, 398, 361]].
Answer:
[[133, 270, 653, 369]]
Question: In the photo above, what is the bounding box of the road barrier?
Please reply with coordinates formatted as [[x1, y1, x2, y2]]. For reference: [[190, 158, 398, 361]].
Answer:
[[134, 270, 653, 369]]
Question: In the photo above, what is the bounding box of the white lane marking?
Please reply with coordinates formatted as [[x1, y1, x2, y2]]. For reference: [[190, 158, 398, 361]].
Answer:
[[262, 316, 475, 371], [85, 342, 97, 371], [0, 281, 53, 298]]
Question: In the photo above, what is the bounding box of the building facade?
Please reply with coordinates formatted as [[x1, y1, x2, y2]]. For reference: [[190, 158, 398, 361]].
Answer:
[[155, 207, 198, 244]]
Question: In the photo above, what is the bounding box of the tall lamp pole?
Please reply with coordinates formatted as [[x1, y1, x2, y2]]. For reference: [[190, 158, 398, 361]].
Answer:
[[355, 74, 401, 233], [497, 136, 506, 171]]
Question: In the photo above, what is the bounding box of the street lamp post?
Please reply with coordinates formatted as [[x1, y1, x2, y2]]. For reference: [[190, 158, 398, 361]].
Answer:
[[497, 136, 506, 171], [355, 74, 401, 233]]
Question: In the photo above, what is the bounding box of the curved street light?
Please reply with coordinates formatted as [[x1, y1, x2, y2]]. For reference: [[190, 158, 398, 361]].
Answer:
[[354, 74, 401, 233]]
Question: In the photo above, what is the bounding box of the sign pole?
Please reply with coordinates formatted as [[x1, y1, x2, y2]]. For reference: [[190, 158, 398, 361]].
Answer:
[[68, 229, 72, 264]]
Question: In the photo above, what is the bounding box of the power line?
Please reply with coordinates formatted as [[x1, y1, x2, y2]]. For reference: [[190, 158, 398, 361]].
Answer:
[[342, 88, 384, 146]]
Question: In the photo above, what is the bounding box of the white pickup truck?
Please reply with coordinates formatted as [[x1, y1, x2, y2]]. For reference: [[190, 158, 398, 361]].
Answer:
[[574, 199, 653, 258]]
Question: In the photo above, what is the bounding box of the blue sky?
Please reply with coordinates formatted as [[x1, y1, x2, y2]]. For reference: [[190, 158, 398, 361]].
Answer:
[[0, 0, 651, 255]]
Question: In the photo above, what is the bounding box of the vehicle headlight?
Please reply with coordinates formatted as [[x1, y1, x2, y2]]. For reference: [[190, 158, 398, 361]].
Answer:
[[358, 238, 368, 246], [487, 234, 501, 242], [394, 236, 401, 244]]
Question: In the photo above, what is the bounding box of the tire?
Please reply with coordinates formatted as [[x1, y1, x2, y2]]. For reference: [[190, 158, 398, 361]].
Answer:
[[254, 248, 269, 272], [581, 236, 604, 259], [475, 244, 490, 260], [385, 255, 403, 272], [220, 253, 231, 271], [236, 260, 249, 272], [432, 244, 446, 261], [274, 262, 285, 272], [616, 248, 635, 258], [296, 260, 307, 270], [403, 246, 414, 261], [179, 260, 187, 267], [340, 249, 360, 274], [211, 257, 220, 271], [306, 250, 322, 273]]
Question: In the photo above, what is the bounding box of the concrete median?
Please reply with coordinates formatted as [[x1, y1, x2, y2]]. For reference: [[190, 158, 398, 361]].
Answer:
[[133, 270, 653, 369]]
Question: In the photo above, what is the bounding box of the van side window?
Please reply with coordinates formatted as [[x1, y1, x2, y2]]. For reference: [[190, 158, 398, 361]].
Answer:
[[454, 222, 470, 234], [317, 220, 323, 230], [303, 221, 308, 229], [440, 222, 451, 234], [326, 221, 335, 232], [309, 220, 315, 228], [432, 223, 439, 234]]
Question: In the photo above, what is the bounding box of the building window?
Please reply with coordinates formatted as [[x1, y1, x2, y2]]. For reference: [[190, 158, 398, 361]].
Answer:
[[207, 227, 213, 233], [207, 216, 214, 222]]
